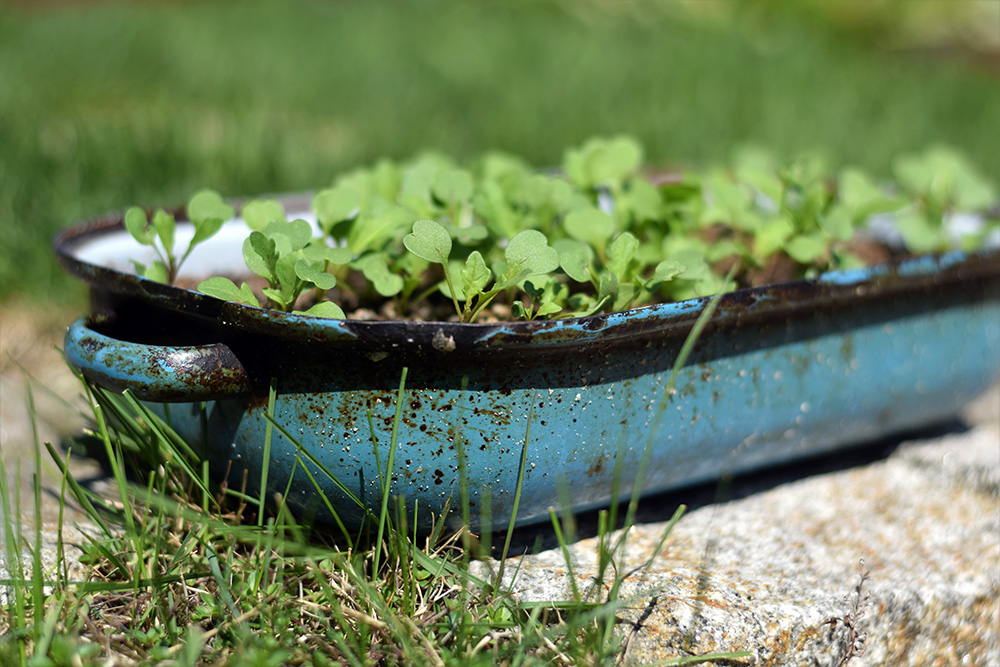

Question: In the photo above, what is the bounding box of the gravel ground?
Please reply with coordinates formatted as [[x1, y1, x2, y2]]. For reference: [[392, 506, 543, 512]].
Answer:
[[1, 301, 99, 583]]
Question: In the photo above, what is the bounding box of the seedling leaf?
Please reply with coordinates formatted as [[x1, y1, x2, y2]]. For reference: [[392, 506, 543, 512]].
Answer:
[[894, 209, 944, 254], [313, 186, 361, 232], [536, 301, 562, 317], [523, 276, 547, 299], [261, 287, 284, 305], [152, 209, 175, 253], [302, 244, 354, 265], [190, 217, 225, 248], [620, 178, 662, 221], [432, 167, 474, 205], [734, 146, 783, 204], [564, 207, 614, 246], [599, 272, 617, 304], [124, 208, 154, 245], [274, 253, 301, 302], [242, 199, 286, 232], [297, 301, 346, 319], [245, 232, 278, 280], [784, 232, 828, 264], [403, 219, 452, 264], [139, 260, 169, 283], [613, 281, 639, 311], [608, 231, 638, 278], [753, 217, 794, 259], [646, 260, 685, 288], [666, 248, 712, 281], [501, 229, 559, 287], [359, 254, 404, 297], [348, 204, 412, 254], [461, 251, 491, 298], [819, 206, 854, 241], [439, 220, 489, 244], [474, 180, 521, 238], [704, 240, 745, 263], [197, 277, 261, 307], [294, 258, 337, 291], [563, 135, 643, 188], [838, 169, 899, 220], [554, 238, 594, 283], [265, 219, 313, 254], [187, 189, 234, 226]]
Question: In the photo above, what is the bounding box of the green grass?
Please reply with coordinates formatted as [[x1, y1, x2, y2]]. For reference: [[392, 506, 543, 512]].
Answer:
[[0, 279, 751, 665], [0, 376, 749, 666], [2, 0, 999, 304]]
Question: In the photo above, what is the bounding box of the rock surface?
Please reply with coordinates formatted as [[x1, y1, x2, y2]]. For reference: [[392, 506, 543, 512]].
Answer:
[[478, 387, 1000, 666]]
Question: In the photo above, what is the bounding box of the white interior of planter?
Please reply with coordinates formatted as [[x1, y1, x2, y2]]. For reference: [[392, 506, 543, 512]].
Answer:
[[71, 209, 319, 280], [866, 211, 998, 251]]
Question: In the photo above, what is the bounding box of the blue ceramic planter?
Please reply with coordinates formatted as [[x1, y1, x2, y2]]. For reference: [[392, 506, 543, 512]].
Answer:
[[56, 200, 1000, 530]]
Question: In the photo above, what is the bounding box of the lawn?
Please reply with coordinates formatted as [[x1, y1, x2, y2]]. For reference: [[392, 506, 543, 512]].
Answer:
[[2, 0, 998, 304]]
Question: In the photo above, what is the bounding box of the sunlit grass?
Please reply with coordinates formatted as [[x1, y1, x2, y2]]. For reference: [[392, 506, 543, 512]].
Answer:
[[0, 286, 750, 665], [0, 377, 746, 665]]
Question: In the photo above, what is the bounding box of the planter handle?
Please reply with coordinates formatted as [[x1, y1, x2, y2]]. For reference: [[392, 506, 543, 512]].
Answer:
[[65, 317, 253, 402]]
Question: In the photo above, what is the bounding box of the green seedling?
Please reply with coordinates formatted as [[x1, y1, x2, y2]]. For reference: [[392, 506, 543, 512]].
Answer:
[[511, 274, 567, 320], [563, 135, 643, 191], [123, 137, 998, 322], [892, 146, 1000, 252], [125, 189, 233, 283], [404, 219, 560, 322], [199, 217, 348, 318], [556, 227, 686, 315], [241, 197, 288, 233]]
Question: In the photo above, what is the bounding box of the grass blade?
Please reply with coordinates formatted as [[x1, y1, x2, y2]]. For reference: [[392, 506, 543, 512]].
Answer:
[[258, 378, 278, 528], [496, 392, 535, 588], [621, 267, 736, 550], [548, 507, 582, 603], [263, 414, 367, 512], [373, 366, 408, 574], [43, 442, 119, 540], [27, 383, 46, 623]]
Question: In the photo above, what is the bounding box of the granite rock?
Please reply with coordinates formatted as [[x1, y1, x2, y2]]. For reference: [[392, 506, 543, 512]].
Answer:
[[477, 393, 999, 666]]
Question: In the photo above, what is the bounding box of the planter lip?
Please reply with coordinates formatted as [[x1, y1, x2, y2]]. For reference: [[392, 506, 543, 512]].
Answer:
[[55, 202, 1000, 352]]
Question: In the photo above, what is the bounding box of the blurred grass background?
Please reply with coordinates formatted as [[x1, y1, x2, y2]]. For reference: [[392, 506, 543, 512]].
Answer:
[[1, 0, 998, 306]]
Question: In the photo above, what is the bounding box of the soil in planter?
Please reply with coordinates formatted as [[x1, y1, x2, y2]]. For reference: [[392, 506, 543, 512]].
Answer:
[[175, 232, 897, 323]]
